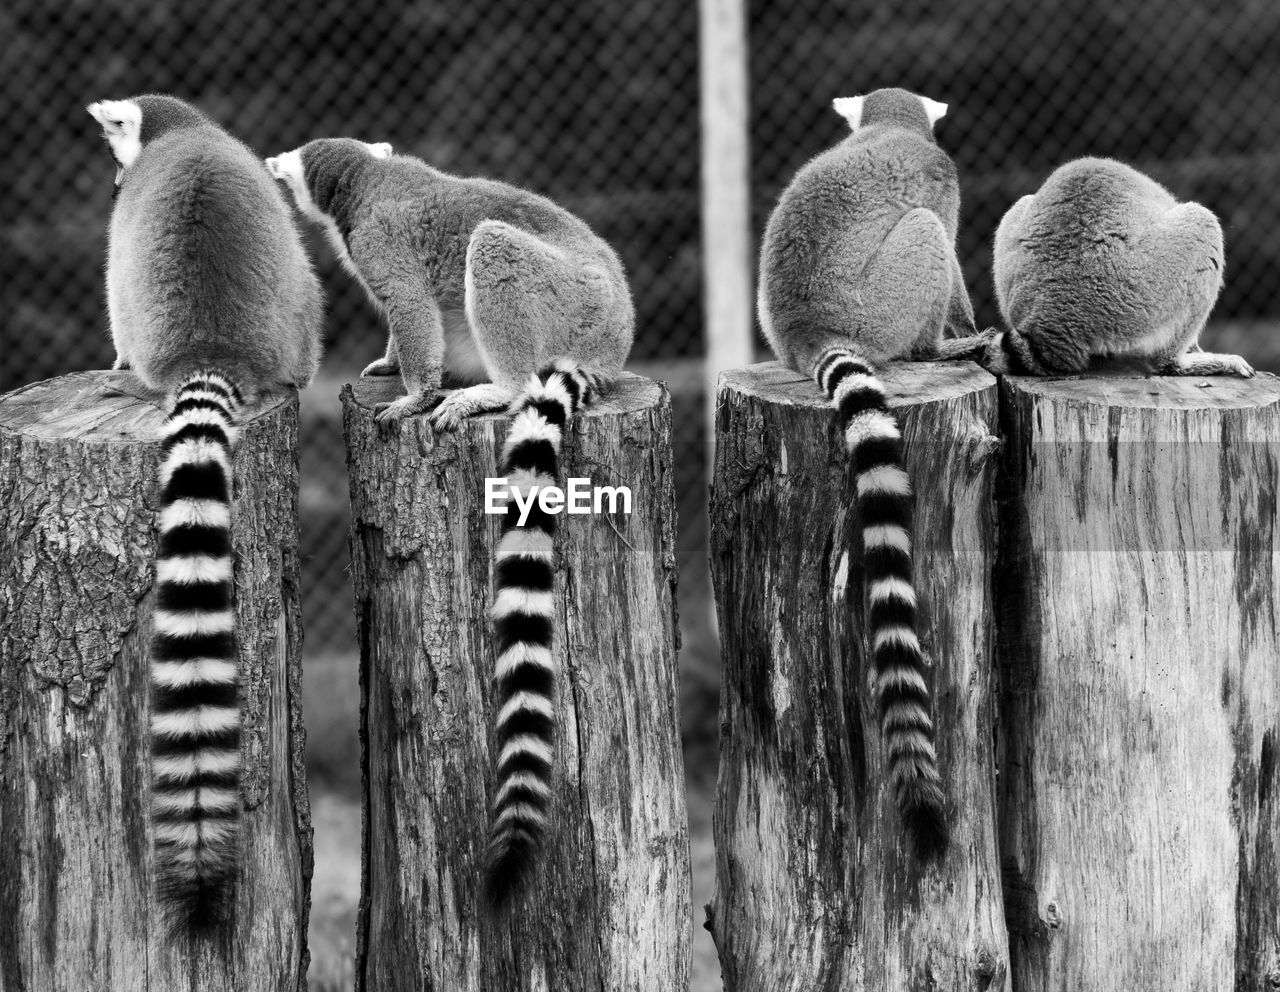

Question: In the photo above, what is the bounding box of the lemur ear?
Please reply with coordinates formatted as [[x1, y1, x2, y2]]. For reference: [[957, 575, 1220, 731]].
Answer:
[[368, 142, 393, 159], [87, 102, 111, 128], [89, 99, 140, 131], [920, 97, 948, 127], [832, 96, 865, 131], [264, 156, 285, 178]]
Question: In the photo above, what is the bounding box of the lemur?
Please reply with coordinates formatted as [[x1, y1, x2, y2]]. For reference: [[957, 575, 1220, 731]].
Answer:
[[88, 94, 323, 935], [983, 157, 1253, 377], [266, 140, 634, 906], [758, 87, 992, 858]]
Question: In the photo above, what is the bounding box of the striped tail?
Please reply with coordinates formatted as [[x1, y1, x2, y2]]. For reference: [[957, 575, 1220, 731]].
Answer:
[[815, 348, 949, 858], [986, 328, 1043, 375], [482, 360, 595, 909], [150, 370, 244, 935]]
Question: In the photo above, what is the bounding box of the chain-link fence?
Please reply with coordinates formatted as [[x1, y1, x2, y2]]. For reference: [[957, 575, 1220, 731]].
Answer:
[[4, 0, 704, 700]]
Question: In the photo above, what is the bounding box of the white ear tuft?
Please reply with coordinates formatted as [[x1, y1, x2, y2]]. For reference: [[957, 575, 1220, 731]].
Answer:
[[89, 99, 143, 170], [832, 96, 865, 131], [367, 142, 393, 159], [265, 156, 284, 178], [920, 97, 948, 127]]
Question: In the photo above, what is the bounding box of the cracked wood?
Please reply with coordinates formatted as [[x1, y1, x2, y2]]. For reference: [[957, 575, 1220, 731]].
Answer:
[[0, 371, 312, 992], [344, 373, 689, 992]]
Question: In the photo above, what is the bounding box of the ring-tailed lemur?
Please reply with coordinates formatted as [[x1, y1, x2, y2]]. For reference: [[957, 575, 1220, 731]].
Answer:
[[88, 94, 323, 935], [267, 139, 634, 906], [758, 87, 992, 858], [984, 157, 1253, 377]]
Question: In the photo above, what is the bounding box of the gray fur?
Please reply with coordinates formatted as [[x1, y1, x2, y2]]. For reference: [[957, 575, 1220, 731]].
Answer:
[[88, 93, 323, 935], [269, 139, 634, 427], [759, 87, 983, 375], [756, 88, 982, 858], [988, 157, 1252, 377], [101, 95, 322, 402]]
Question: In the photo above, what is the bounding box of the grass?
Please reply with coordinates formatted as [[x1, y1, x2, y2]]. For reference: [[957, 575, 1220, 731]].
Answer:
[[308, 792, 360, 992]]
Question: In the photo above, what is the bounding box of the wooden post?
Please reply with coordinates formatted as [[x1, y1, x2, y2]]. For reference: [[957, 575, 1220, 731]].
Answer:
[[708, 361, 1008, 990], [699, 0, 755, 438], [997, 375, 1280, 991], [343, 374, 690, 991], [0, 371, 312, 992]]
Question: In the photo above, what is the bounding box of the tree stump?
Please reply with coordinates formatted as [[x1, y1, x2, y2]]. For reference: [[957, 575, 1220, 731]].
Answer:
[[997, 375, 1280, 991], [0, 371, 312, 992], [343, 374, 689, 992], [709, 361, 1008, 990]]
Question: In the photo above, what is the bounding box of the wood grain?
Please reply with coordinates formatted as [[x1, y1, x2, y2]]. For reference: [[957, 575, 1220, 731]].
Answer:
[[998, 373, 1280, 992], [344, 374, 690, 992], [0, 371, 312, 992], [709, 360, 1008, 991]]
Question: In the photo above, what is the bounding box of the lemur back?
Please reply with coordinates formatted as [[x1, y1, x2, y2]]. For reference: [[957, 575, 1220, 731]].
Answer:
[[268, 139, 634, 908], [89, 94, 323, 936], [758, 87, 987, 858], [986, 157, 1252, 378]]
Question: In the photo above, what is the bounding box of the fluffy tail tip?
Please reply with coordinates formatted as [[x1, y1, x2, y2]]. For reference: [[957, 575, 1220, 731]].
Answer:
[[158, 876, 234, 939], [481, 835, 538, 912], [900, 787, 949, 860]]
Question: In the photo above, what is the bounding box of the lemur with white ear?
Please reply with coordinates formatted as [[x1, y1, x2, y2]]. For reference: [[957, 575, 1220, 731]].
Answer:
[[984, 157, 1253, 377], [267, 140, 634, 907], [87, 94, 323, 935], [759, 87, 990, 859]]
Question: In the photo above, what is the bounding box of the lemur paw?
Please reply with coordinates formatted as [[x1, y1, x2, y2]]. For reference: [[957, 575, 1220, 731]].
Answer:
[[373, 392, 441, 434], [429, 385, 514, 432], [1223, 355, 1256, 378], [361, 357, 401, 377], [428, 404, 468, 432]]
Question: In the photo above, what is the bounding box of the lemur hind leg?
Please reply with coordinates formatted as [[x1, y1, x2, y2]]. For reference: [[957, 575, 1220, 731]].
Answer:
[[463, 219, 620, 388], [789, 207, 953, 376], [863, 207, 953, 362], [1146, 204, 1251, 377]]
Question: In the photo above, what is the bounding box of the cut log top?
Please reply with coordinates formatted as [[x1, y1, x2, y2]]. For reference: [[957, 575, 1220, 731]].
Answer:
[[0, 370, 290, 441], [1003, 372, 1280, 445], [1007, 371, 1280, 410], [719, 360, 996, 408], [345, 371, 664, 421]]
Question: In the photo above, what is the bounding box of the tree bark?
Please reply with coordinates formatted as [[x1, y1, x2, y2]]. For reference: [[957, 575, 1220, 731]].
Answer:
[[343, 374, 689, 992], [997, 374, 1280, 991], [0, 371, 312, 992], [709, 360, 1008, 991]]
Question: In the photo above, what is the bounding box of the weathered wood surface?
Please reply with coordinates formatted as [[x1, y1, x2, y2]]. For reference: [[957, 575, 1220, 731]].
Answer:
[[343, 374, 689, 992], [998, 374, 1280, 992], [0, 371, 312, 992], [709, 361, 1008, 990]]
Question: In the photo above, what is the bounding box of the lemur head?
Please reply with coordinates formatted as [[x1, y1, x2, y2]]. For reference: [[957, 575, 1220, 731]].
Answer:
[[88, 94, 212, 189], [266, 139, 393, 222], [832, 88, 947, 138]]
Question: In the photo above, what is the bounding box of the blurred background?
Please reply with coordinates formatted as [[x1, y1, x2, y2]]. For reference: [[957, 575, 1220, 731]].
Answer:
[[4, 1, 1279, 988]]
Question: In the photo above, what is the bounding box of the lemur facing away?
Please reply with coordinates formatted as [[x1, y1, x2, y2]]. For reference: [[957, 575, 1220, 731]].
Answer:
[[984, 157, 1253, 377], [267, 140, 634, 907], [759, 87, 992, 859], [88, 94, 323, 935]]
